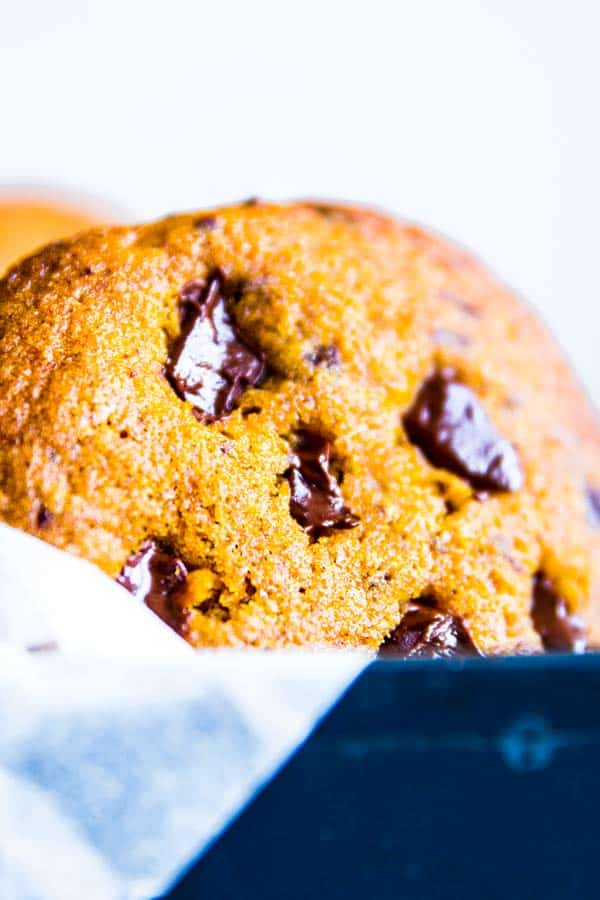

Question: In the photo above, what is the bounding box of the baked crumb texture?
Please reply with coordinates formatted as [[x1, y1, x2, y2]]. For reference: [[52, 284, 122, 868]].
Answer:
[[1, 201, 600, 654]]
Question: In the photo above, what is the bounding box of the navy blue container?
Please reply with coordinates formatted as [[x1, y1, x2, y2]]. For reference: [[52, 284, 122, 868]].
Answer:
[[165, 655, 600, 899]]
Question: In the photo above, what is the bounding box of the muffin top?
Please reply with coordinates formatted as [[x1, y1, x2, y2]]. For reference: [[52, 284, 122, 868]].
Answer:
[[1, 200, 599, 654]]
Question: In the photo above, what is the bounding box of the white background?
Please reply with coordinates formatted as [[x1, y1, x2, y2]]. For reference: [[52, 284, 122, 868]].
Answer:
[[1, 0, 598, 396]]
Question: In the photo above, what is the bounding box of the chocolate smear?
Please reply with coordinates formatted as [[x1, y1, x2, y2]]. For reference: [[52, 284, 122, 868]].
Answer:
[[404, 372, 523, 492], [285, 430, 359, 539], [379, 600, 481, 659], [531, 573, 587, 653], [166, 271, 266, 422]]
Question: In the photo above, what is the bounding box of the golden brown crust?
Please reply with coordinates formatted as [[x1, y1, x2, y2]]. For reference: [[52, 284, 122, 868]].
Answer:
[[1, 200, 599, 652]]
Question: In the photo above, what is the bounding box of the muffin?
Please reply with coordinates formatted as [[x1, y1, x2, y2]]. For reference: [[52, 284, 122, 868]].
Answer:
[[0, 193, 103, 275], [0, 200, 599, 655]]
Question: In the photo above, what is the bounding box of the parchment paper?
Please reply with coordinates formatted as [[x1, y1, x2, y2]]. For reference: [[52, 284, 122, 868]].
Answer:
[[0, 523, 368, 899]]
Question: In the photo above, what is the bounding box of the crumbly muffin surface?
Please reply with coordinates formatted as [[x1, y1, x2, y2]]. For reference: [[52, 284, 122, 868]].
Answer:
[[1, 200, 599, 653]]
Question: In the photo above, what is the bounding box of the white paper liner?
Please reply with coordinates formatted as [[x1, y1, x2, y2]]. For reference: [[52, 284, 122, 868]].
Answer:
[[0, 524, 368, 899]]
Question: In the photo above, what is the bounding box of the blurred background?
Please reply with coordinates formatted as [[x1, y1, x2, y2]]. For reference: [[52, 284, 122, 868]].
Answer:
[[1, 0, 598, 393]]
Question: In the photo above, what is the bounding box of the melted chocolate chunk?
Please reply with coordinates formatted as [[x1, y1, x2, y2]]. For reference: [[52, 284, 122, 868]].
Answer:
[[117, 540, 190, 634], [166, 272, 266, 422], [379, 600, 481, 658], [531, 573, 586, 653], [404, 372, 523, 492], [587, 487, 600, 528], [307, 344, 341, 368], [285, 430, 359, 539]]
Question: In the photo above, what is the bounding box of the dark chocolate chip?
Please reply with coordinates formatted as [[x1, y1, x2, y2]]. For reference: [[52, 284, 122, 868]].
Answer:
[[166, 271, 266, 423], [117, 540, 190, 635], [404, 372, 523, 492], [587, 487, 600, 528], [285, 430, 359, 539], [307, 344, 341, 368], [36, 505, 53, 529], [242, 197, 261, 206], [531, 573, 587, 653], [193, 215, 218, 230], [379, 600, 481, 659]]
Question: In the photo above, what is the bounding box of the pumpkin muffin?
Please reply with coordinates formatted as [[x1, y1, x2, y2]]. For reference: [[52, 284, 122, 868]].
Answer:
[[0, 200, 599, 655]]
